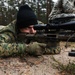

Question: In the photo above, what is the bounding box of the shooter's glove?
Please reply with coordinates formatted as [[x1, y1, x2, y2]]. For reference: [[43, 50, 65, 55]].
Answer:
[[44, 46, 61, 54], [26, 42, 46, 56], [44, 42, 61, 54], [25, 42, 61, 56]]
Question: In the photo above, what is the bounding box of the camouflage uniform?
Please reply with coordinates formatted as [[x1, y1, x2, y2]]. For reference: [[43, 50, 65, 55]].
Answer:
[[49, 0, 75, 23], [0, 20, 61, 57], [0, 20, 26, 57]]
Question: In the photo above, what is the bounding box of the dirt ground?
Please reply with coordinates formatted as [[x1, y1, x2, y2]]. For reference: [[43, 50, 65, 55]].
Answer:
[[0, 42, 75, 75]]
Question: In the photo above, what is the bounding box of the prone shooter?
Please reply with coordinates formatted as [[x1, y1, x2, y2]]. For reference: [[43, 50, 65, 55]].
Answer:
[[18, 16, 75, 56]]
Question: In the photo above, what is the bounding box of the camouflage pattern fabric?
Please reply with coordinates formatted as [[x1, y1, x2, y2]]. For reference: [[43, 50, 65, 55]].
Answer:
[[0, 20, 27, 57], [49, 0, 75, 23], [0, 20, 61, 57], [0, 43, 26, 57]]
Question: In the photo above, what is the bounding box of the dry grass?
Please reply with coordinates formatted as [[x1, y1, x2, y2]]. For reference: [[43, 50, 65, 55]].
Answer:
[[51, 56, 75, 75]]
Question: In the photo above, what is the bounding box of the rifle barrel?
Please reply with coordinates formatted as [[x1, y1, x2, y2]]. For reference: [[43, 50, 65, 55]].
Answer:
[[34, 21, 75, 30]]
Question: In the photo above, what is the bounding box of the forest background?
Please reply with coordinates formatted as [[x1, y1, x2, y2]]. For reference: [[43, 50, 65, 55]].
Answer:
[[0, 0, 58, 25]]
